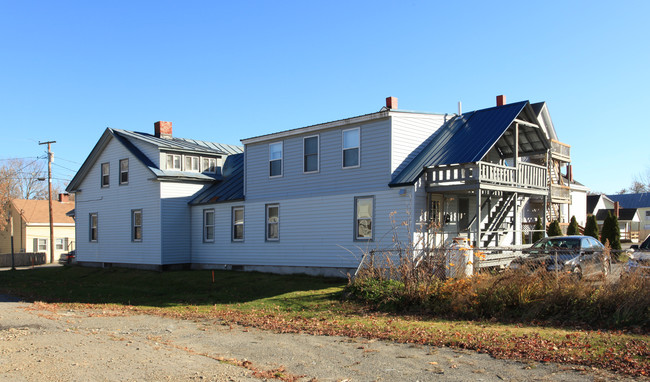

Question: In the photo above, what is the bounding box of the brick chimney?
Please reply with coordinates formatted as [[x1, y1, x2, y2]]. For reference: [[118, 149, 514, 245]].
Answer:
[[154, 121, 172, 139], [58, 193, 69, 203], [567, 164, 573, 183], [496, 94, 506, 107], [386, 97, 398, 110], [614, 201, 620, 218]]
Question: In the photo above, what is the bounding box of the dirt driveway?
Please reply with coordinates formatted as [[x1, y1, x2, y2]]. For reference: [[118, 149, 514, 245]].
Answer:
[[0, 294, 637, 382]]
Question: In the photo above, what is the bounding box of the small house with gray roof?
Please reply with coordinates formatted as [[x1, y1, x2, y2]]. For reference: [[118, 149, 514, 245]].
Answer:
[[67, 96, 574, 275]]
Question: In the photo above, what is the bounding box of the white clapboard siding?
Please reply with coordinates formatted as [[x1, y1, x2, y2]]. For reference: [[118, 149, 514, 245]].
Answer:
[[390, 113, 447, 177]]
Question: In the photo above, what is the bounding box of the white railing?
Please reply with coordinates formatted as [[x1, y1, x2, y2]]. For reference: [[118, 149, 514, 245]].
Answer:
[[550, 184, 571, 202], [551, 140, 571, 160], [427, 162, 547, 191]]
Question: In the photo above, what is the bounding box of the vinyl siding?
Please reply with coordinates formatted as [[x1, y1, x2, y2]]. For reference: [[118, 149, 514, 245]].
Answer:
[[160, 181, 209, 264], [191, 188, 414, 269], [74, 137, 163, 264], [127, 139, 161, 168], [390, 113, 447, 177], [245, 118, 392, 201]]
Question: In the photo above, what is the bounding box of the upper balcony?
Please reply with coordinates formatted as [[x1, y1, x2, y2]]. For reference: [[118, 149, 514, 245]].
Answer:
[[425, 161, 548, 195], [550, 140, 571, 163]]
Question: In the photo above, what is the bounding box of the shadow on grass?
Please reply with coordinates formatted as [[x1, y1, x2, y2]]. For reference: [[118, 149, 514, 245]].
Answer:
[[0, 266, 346, 308]]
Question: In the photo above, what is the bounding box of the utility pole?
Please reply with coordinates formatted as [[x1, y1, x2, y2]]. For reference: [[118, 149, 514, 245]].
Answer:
[[39, 140, 56, 264], [10, 212, 15, 270]]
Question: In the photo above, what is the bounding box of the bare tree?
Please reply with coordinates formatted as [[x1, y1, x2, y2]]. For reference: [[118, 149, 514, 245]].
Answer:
[[0, 158, 49, 229]]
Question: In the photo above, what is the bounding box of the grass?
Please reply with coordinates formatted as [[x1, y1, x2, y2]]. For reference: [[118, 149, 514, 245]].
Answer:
[[0, 266, 648, 377]]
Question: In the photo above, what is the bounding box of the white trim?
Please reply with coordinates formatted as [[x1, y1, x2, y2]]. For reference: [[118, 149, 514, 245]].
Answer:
[[265, 204, 280, 241], [342, 127, 360, 169], [232, 206, 244, 242], [119, 158, 129, 185], [203, 209, 215, 243], [303, 135, 319, 174]]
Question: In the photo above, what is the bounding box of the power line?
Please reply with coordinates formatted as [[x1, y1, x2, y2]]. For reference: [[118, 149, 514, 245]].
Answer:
[[52, 162, 79, 173]]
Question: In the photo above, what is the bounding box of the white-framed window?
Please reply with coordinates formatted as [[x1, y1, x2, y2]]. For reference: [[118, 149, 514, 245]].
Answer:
[[232, 206, 244, 241], [89, 213, 98, 242], [101, 162, 110, 187], [167, 154, 181, 170], [269, 142, 283, 177], [342, 128, 360, 168], [119, 159, 129, 185], [303, 135, 319, 173], [185, 156, 200, 172], [266, 204, 279, 241], [202, 157, 217, 174], [646, 210, 650, 219], [34, 238, 47, 252], [354, 196, 374, 240], [203, 209, 215, 242], [132, 209, 142, 242], [55, 238, 67, 250]]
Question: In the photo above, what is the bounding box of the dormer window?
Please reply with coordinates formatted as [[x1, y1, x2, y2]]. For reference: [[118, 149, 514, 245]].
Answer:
[[202, 157, 217, 174], [185, 156, 200, 172], [166, 154, 181, 170]]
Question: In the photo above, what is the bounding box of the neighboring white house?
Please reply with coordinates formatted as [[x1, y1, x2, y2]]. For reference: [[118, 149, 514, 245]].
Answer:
[[606, 192, 650, 242], [67, 96, 574, 276]]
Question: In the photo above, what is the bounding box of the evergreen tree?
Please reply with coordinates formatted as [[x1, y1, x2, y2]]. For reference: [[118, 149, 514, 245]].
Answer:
[[547, 220, 562, 237], [601, 212, 622, 250], [584, 214, 599, 239], [567, 216, 580, 235], [532, 215, 544, 243]]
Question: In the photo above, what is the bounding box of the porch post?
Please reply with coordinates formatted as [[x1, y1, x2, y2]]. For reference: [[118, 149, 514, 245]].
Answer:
[[514, 122, 519, 185], [475, 188, 481, 249], [513, 192, 519, 245], [543, 194, 548, 237]]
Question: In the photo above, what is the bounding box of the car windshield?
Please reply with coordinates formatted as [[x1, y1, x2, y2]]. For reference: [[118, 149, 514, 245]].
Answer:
[[640, 235, 650, 250], [533, 238, 580, 249]]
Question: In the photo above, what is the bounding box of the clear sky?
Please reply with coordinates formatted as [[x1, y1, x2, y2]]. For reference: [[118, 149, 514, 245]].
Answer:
[[1, 0, 648, 194]]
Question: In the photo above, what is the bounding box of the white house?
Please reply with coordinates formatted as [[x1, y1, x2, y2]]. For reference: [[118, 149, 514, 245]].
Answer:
[[67, 96, 574, 276]]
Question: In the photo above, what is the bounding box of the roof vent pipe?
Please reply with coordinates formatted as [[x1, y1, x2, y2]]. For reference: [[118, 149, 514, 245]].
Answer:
[[458, 101, 462, 116]]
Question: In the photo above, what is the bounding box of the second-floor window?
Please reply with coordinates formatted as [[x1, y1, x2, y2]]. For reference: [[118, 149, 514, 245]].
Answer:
[[119, 159, 129, 184], [202, 157, 217, 173], [167, 154, 181, 170], [185, 156, 200, 172], [101, 163, 110, 187], [304, 136, 319, 173], [342, 128, 360, 168], [269, 142, 283, 177]]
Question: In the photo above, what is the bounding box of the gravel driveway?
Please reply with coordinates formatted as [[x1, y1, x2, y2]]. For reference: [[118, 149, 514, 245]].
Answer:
[[0, 294, 636, 381]]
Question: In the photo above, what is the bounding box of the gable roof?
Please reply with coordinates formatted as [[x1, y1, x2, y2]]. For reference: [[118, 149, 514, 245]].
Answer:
[[12, 199, 75, 225], [390, 101, 547, 186], [606, 193, 650, 209], [66, 128, 243, 192], [189, 153, 244, 205], [595, 208, 639, 222]]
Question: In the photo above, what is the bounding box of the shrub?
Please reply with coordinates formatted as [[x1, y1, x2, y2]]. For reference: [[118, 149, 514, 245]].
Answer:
[[532, 215, 544, 243], [584, 214, 599, 239], [547, 220, 562, 237], [567, 216, 579, 235], [601, 212, 622, 250]]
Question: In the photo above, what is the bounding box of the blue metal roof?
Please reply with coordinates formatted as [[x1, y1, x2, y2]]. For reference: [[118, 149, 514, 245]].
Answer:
[[189, 153, 245, 205], [112, 129, 243, 155], [389, 101, 529, 186], [606, 193, 650, 209]]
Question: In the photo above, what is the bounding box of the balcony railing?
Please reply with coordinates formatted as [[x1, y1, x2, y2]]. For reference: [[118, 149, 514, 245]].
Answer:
[[426, 161, 547, 191], [550, 184, 571, 203], [550, 140, 571, 162]]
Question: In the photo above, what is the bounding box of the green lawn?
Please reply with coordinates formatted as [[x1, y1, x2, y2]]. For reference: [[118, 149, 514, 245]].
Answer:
[[1, 266, 648, 377]]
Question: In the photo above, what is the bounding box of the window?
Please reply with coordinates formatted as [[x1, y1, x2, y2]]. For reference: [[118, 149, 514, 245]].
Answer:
[[202, 157, 217, 173], [342, 128, 360, 168], [167, 154, 181, 170], [89, 213, 98, 242], [232, 206, 244, 241], [119, 159, 129, 184], [266, 204, 279, 241], [355, 196, 374, 240], [55, 238, 66, 250], [101, 162, 110, 187], [304, 135, 319, 173], [185, 156, 200, 172], [203, 209, 215, 242], [132, 209, 142, 242], [34, 238, 47, 252], [269, 142, 283, 177], [646, 211, 650, 219]]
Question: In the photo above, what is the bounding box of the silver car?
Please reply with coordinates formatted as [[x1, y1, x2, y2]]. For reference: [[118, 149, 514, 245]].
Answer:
[[509, 236, 610, 279], [626, 235, 650, 277]]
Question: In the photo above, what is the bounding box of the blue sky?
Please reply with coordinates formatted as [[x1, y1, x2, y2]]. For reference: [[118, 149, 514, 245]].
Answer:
[[1, 1, 648, 194]]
